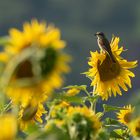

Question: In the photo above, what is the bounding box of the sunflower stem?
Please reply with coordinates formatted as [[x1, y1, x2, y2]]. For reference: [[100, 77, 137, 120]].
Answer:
[[3, 100, 12, 112], [91, 86, 97, 112], [84, 89, 95, 109], [0, 92, 7, 114], [46, 105, 54, 121], [84, 89, 91, 97]]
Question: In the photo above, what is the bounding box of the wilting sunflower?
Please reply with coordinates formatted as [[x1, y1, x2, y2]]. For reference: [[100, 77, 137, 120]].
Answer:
[[128, 117, 140, 137], [0, 114, 17, 140], [18, 101, 46, 129], [0, 19, 70, 106], [86, 36, 137, 100], [116, 105, 134, 125], [66, 106, 102, 139]]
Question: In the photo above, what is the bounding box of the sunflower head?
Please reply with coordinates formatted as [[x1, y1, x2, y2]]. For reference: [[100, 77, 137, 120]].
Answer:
[[46, 105, 102, 140], [6, 19, 66, 53], [128, 117, 140, 137], [0, 114, 17, 140], [19, 102, 46, 130], [87, 36, 137, 100], [0, 19, 70, 106], [50, 101, 70, 119], [117, 105, 134, 125], [66, 88, 80, 96], [66, 106, 102, 139]]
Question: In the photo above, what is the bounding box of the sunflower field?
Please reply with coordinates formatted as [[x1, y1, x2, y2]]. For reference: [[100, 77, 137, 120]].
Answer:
[[0, 19, 139, 140]]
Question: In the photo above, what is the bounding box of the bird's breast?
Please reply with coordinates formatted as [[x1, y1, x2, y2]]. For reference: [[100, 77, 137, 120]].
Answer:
[[97, 39, 104, 50]]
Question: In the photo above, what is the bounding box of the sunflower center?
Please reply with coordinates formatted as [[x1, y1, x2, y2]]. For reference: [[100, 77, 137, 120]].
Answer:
[[124, 112, 132, 124], [15, 60, 34, 79], [40, 47, 57, 76], [22, 104, 38, 121], [135, 122, 140, 136], [98, 55, 121, 82], [135, 126, 140, 136]]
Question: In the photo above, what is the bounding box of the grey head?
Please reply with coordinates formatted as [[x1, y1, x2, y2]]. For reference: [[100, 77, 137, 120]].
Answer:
[[95, 32, 105, 38]]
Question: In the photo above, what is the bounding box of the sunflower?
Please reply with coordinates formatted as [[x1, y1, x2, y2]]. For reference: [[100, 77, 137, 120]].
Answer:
[[18, 101, 46, 130], [46, 106, 101, 140], [116, 105, 134, 125], [128, 117, 140, 137], [86, 36, 137, 100], [0, 19, 70, 106], [50, 101, 70, 119], [0, 114, 17, 140], [66, 106, 102, 139], [66, 88, 80, 96]]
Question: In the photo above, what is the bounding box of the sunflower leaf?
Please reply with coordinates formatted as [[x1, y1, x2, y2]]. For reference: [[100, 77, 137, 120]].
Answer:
[[25, 123, 40, 134], [103, 104, 127, 112], [105, 118, 120, 125], [49, 93, 84, 105], [84, 95, 99, 102], [110, 130, 124, 139]]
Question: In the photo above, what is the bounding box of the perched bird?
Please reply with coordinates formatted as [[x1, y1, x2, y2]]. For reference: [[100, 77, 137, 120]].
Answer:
[[95, 32, 116, 63]]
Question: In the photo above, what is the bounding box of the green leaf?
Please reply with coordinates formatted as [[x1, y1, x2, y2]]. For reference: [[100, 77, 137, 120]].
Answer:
[[25, 123, 40, 134], [84, 95, 99, 102], [110, 130, 124, 139], [62, 95, 84, 104], [48, 93, 84, 105], [105, 118, 120, 126], [96, 112, 104, 118], [114, 129, 124, 137], [103, 104, 127, 112], [96, 129, 110, 140]]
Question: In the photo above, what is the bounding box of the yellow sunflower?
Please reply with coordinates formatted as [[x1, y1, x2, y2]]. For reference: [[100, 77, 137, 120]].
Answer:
[[66, 88, 80, 96], [66, 106, 102, 136], [18, 101, 46, 130], [0, 114, 17, 140], [86, 36, 137, 100], [0, 19, 70, 106], [128, 117, 140, 137], [46, 106, 102, 139], [50, 101, 70, 119], [116, 105, 134, 125]]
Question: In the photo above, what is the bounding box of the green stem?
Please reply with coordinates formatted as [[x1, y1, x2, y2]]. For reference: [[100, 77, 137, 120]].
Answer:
[[46, 105, 54, 121], [84, 89, 91, 97], [4, 100, 12, 112], [84, 89, 94, 108], [91, 86, 97, 112]]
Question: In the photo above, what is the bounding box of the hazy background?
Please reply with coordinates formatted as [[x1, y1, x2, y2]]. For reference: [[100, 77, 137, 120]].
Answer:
[[0, 0, 139, 106]]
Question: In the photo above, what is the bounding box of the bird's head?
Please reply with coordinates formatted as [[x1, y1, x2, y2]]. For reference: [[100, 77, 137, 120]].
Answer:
[[95, 32, 105, 38]]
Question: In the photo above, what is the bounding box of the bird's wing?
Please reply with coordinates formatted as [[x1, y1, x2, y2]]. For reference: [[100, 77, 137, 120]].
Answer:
[[102, 38, 112, 53]]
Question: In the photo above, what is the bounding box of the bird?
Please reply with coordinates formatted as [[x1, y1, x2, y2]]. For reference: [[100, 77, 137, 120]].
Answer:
[[95, 32, 116, 63]]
